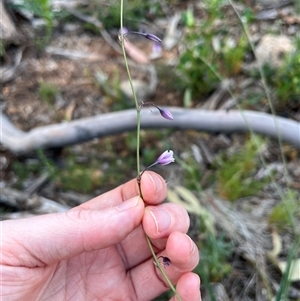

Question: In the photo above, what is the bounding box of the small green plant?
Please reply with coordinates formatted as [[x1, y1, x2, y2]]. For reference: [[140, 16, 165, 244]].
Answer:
[[58, 162, 102, 193], [9, 0, 53, 48], [269, 189, 300, 231], [12, 149, 58, 189], [203, 0, 227, 19], [220, 34, 248, 76], [216, 135, 269, 201], [40, 149, 102, 194], [38, 81, 58, 105], [82, 0, 163, 31], [12, 160, 43, 189], [296, 0, 300, 14], [36, 149, 58, 179], [0, 40, 5, 58], [177, 23, 219, 98], [176, 155, 202, 191], [275, 241, 300, 301], [239, 90, 267, 109], [12, 149, 103, 194], [178, 4, 250, 100], [195, 233, 232, 283], [264, 39, 300, 106]]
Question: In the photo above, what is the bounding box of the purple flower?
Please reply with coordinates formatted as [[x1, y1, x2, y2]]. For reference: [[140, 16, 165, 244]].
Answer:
[[138, 150, 175, 182], [140, 102, 173, 121], [156, 150, 175, 165], [144, 33, 162, 43], [158, 108, 173, 120], [157, 256, 171, 268], [123, 31, 162, 43]]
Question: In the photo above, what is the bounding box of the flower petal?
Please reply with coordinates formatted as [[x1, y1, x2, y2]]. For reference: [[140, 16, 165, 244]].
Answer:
[[144, 33, 162, 43], [159, 108, 173, 120], [156, 150, 175, 165]]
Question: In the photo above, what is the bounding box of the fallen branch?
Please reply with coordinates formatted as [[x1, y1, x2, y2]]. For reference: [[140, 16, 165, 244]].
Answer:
[[1, 108, 299, 155]]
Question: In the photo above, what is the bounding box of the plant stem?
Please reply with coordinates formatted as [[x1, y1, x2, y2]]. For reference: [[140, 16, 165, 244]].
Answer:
[[120, 1, 140, 175], [146, 235, 182, 301], [120, 1, 181, 300]]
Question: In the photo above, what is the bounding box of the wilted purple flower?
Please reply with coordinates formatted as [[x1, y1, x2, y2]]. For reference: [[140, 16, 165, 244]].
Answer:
[[123, 31, 162, 43], [157, 256, 171, 268], [156, 150, 175, 165], [144, 33, 162, 43], [157, 108, 173, 120], [140, 102, 173, 121]]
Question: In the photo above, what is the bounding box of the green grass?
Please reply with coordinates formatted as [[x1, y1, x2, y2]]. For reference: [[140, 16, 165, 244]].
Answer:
[[177, 1, 253, 101], [38, 81, 58, 105], [195, 233, 232, 283], [12, 159, 43, 190], [264, 38, 300, 106], [216, 135, 269, 201], [9, 0, 53, 48], [269, 189, 300, 232], [12, 150, 102, 194], [0, 40, 4, 58], [79, 0, 164, 31]]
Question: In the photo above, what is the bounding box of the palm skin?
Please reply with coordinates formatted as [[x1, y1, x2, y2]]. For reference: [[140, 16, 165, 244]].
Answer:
[[1, 172, 201, 301]]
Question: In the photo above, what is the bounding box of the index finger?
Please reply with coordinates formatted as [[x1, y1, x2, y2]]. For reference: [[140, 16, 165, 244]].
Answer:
[[79, 171, 167, 210]]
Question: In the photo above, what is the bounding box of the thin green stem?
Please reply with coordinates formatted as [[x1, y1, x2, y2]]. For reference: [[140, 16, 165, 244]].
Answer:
[[146, 236, 183, 301], [120, 1, 181, 300], [120, 0, 140, 175], [136, 111, 141, 175]]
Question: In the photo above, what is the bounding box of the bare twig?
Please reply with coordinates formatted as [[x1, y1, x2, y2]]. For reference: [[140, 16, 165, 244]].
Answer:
[[45, 47, 105, 61], [0, 62, 27, 84], [1, 48, 27, 84], [25, 172, 51, 195]]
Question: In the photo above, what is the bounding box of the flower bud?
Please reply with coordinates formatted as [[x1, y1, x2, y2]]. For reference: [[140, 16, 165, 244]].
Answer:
[[158, 108, 173, 120], [156, 150, 175, 165]]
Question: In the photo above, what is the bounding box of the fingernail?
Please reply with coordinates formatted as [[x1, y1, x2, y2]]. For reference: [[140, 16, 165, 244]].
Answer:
[[145, 172, 163, 194], [149, 208, 171, 233], [115, 197, 139, 211], [186, 234, 195, 254]]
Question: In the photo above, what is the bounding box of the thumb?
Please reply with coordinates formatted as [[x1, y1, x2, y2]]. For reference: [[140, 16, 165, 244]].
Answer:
[[3, 196, 144, 266]]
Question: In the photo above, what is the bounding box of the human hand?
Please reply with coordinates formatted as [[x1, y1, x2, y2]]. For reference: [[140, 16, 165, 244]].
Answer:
[[1, 171, 200, 301]]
